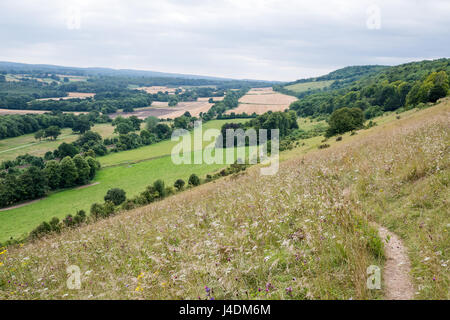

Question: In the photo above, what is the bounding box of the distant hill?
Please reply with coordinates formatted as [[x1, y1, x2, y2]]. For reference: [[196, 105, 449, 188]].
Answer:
[[0, 61, 272, 83]]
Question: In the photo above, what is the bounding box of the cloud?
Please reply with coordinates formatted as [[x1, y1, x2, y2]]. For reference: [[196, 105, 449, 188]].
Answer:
[[0, 0, 448, 81]]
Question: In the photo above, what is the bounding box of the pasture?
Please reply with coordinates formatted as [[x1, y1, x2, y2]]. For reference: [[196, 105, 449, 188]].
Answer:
[[0, 124, 116, 161], [284, 80, 334, 93]]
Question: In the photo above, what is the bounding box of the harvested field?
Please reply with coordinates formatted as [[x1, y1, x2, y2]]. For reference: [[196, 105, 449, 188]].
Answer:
[[197, 96, 224, 102], [225, 87, 297, 115], [136, 86, 182, 94], [0, 109, 48, 115], [226, 104, 290, 115], [111, 101, 214, 119], [36, 92, 95, 101]]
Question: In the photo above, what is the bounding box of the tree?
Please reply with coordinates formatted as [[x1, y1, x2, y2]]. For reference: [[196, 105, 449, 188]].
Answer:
[[145, 116, 159, 131], [44, 126, 61, 140], [188, 174, 200, 186], [114, 122, 134, 134], [85, 156, 100, 179], [153, 123, 172, 140], [43, 160, 61, 189], [17, 166, 48, 200], [56, 142, 79, 158], [34, 129, 44, 141], [326, 107, 364, 137], [104, 188, 126, 205], [153, 179, 166, 198], [73, 154, 91, 185], [72, 118, 92, 134], [174, 179, 185, 191], [60, 156, 78, 187], [174, 116, 189, 129]]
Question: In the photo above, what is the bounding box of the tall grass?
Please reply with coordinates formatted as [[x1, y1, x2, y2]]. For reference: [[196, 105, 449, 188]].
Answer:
[[0, 102, 448, 300]]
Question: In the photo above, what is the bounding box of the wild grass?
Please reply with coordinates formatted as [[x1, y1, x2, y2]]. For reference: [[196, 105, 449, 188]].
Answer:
[[0, 102, 448, 300]]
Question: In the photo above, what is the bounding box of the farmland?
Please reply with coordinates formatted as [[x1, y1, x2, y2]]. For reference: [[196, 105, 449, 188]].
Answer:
[[36, 92, 95, 101], [225, 87, 297, 115], [0, 124, 116, 161], [284, 80, 334, 93], [111, 100, 215, 119]]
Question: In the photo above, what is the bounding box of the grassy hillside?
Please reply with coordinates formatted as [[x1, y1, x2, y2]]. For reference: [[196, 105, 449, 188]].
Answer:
[[0, 100, 447, 300], [284, 80, 334, 94]]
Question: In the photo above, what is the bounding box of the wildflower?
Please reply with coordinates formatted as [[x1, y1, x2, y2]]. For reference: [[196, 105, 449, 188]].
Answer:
[[286, 287, 293, 295], [0, 249, 7, 255], [0, 262, 3, 267], [161, 282, 167, 287]]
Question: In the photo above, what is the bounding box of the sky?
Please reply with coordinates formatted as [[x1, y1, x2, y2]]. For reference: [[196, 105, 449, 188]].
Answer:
[[0, 0, 449, 81]]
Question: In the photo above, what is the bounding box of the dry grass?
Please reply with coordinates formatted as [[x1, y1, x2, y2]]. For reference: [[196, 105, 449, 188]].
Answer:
[[137, 86, 181, 94], [226, 104, 290, 115], [0, 102, 448, 300], [36, 92, 95, 101]]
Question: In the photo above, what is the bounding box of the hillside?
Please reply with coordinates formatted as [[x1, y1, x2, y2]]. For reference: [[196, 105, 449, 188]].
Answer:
[[287, 58, 450, 118], [0, 99, 448, 300]]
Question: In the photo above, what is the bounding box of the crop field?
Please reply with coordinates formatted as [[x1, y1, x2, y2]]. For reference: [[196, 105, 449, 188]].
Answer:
[[36, 92, 95, 101], [111, 101, 214, 120], [284, 80, 334, 93], [0, 109, 49, 115], [225, 87, 297, 115], [136, 86, 182, 94], [0, 124, 116, 161]]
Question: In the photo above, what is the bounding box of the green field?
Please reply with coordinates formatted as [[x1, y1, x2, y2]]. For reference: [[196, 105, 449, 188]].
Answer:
[[284, 80, 334, 93], [0, 119, 249, 242], [0, 124, 116, 161], [99, 119, 248, 167]]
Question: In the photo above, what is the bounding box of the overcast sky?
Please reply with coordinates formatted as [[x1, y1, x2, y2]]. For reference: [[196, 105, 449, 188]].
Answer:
[[0, 0, 449, 81]]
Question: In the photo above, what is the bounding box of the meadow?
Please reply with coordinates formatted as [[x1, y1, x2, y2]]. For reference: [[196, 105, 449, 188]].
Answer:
[[284, 80, 334, 93], [0, 123, 116, 162], [1, 98, 447, 300]]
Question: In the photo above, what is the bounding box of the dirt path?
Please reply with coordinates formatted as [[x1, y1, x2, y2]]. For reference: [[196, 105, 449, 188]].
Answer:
[[0, 198, 43, 212], [377, 226, 415, 300]]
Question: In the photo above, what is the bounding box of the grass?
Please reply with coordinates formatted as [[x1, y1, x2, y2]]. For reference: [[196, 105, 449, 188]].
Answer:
[[99, 119, 248, 167], [0, 102, 448, 300], [0, 124, 116, 161], [284, 80, 334, 93], [0, 119, 248, 242]]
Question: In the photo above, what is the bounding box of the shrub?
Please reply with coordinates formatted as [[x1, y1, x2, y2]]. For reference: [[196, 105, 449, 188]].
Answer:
[[318, 144, 330, 149], [188, 174, 201, 186], [174, 179, 185, 191], [104, 188, 126, 205], [336, 136, 343, 141], [153, 179, 166, 198], [325, 107, 364, 137]]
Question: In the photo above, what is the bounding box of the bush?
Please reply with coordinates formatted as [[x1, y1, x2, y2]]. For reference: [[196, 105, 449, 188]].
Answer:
[[325, 107, 364, 137], [318, 144, 330, 149], [336, 136, 342, 141], [104, 188, 126, 205], [153, 179, 166, 198], [174, 179, 185, 191], [188, 174, 201, 186]]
